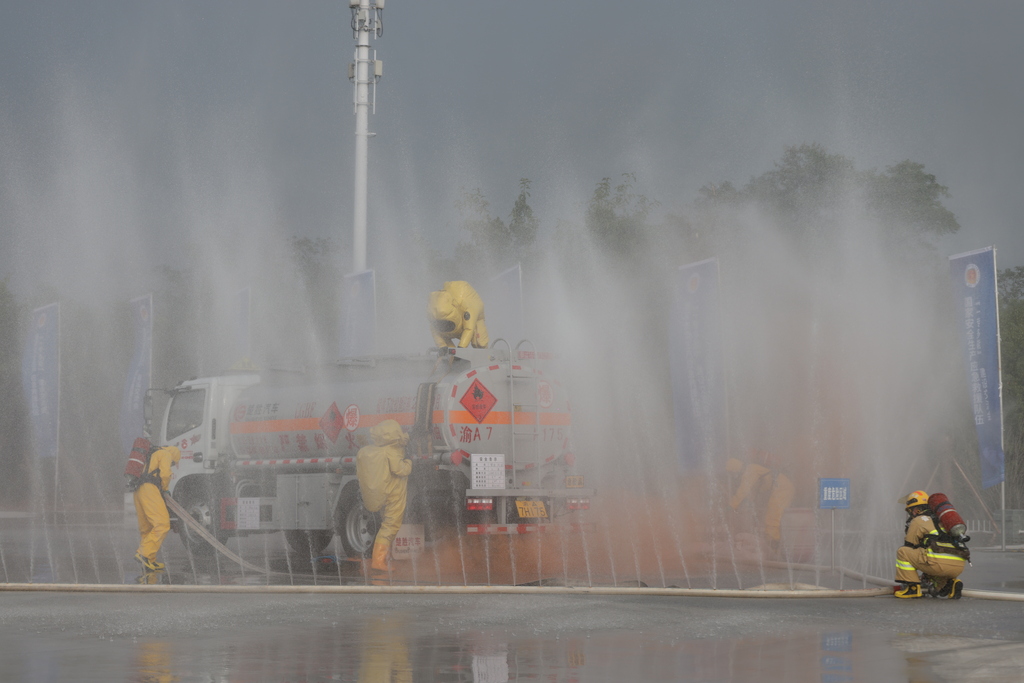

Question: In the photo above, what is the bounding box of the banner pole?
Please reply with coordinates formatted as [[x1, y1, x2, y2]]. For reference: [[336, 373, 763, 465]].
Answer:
[[55, 304, 61, 525], [1002, 482, 1006, 550], [831, 509, 835, 572], [994, 248, 1006, 551]]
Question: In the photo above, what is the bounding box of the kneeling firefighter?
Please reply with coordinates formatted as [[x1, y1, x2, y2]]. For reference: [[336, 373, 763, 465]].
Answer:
[[356, 419, 412, 572], [894, 490, 969, 599], [133, 445, 181, 572], [427, 280, 489, 349]]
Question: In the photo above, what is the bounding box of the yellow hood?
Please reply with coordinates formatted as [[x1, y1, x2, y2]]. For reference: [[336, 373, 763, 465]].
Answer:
[[165, 445, 182, 465], [428, 291, 460, 326], [370, 419, 410, 447]]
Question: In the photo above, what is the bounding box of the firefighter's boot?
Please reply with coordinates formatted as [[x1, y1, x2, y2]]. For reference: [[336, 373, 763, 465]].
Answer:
[[135, 552, 165, 572], [370, 542, 390, 573], [946, 579, 964, 600], [894, 582, 922, 599]]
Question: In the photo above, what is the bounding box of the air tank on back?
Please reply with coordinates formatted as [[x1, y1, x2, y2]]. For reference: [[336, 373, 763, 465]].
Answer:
[[928, 492, 968, 539]]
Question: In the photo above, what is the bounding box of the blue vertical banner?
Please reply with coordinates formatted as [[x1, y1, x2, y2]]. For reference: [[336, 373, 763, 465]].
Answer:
[[669, 258, 727, 472], [486, 263, 524, 344], [119, 294, 153, 454], [22, 303, 61, 461], [340, 269, 376, 357], [949, 247, 1005, 489], [233, 286, 251, 361]]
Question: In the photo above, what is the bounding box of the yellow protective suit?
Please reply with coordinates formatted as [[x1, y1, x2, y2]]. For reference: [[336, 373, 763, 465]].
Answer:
[[895, 511, 968, 585], [134, 446, 181, 563], [357, 617, 412, 683], [427, 281, 488, 348], [727, 458, 794, 542], [356, 420, 412, 570]]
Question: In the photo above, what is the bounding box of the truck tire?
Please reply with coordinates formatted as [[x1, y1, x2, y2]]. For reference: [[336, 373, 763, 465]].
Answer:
[[174, 488, 224, 557], [284, 529, 334, 557], [335, 486, 379, 559]]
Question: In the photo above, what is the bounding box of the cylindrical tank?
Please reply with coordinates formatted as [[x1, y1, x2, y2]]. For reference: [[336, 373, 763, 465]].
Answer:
[[226, 351, 574, 475], [928, 492, 967, 539], [229, 377, 419, 461]]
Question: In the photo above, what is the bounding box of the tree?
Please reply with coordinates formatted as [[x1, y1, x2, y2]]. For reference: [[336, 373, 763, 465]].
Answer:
[[0, 279, 28, 506], [584, 173, 657, 260], [999, 267, 1024, 421], [454, 179, 540, 275], [508, 178, 540, 259], [744, 143, 857, 222], [865, 160, 960, 237], [999, 266, 1024, 506], [694, 143, 960, 250]]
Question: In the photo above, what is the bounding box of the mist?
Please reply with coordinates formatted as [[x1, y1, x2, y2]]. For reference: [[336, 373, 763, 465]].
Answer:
[[0, 2, 1018, 580]]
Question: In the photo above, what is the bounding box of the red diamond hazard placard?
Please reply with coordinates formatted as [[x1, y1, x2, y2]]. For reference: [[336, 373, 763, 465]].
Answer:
[[460, 378, 497, 423], [320, 402, 344, 443]]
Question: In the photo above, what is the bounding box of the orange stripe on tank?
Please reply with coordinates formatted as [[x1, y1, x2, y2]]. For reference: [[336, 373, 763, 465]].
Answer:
[[230, 418, 321, 434], [231, 412, 415, 434], [447, 411, 571, 426]]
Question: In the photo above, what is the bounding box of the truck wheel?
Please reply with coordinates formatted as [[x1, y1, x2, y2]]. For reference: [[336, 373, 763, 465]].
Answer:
[[284, 529, 334, 557], [175, 492, 222, 556], [335, 487, 379, 558]]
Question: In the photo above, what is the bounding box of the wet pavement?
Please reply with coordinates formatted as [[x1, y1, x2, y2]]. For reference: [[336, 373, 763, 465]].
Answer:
[[2, 517, 1024, 681], [3, 588, 1024, 682]]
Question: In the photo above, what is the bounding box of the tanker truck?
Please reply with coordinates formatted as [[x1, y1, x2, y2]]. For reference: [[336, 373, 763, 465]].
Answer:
[[149, 343, 591, 557]]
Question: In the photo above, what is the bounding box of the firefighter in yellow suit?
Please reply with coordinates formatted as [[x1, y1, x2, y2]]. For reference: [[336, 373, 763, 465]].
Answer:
[[727, 455, 794, 548], [356, 420, 412, 572], [894, 490, 968, 599], [134, 445, 181, 572], [428, 280, 489, 348]]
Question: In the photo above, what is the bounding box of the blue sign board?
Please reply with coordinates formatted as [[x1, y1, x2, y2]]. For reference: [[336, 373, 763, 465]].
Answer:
[[819, 478, 850, 509], [22, 303, 61, 460], [486, 263, 524, 344], [120, 294, 153, 454], [233, 286, 251, 361], [340, 269, 376, 357], [949, 247, 1005, 489]]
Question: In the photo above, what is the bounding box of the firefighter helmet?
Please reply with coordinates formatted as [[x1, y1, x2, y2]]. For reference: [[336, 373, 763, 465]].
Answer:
[[905, 490, 930, 510]]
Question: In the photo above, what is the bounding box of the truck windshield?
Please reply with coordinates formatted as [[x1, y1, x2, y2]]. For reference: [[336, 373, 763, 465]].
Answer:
[[166, 388, 205, 441]]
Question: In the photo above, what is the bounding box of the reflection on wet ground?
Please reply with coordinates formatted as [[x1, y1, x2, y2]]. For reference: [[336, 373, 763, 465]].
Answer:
[[115, 625, 913, 683], [3, 581, 1024, 682], [0, 608, 939, 682], [4, 520, 1024, 681]]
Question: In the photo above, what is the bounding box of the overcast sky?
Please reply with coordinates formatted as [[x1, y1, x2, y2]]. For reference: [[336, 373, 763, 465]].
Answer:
[[1, 1, 1022, 301]]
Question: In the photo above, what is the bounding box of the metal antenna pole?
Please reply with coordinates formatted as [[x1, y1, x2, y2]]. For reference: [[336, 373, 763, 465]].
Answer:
[[349, 0, 383, 274]]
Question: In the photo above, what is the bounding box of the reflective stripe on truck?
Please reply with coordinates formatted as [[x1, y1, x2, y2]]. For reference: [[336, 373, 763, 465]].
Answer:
[[466, 523, 594, 535]]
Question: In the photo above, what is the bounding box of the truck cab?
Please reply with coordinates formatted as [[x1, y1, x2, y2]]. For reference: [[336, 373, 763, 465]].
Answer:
[[159, 372, 260, 497]]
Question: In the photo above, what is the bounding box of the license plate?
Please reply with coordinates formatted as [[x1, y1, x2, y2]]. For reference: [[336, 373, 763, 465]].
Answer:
[[565, 475, 584, 488], [515, 500, 548, 518]]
